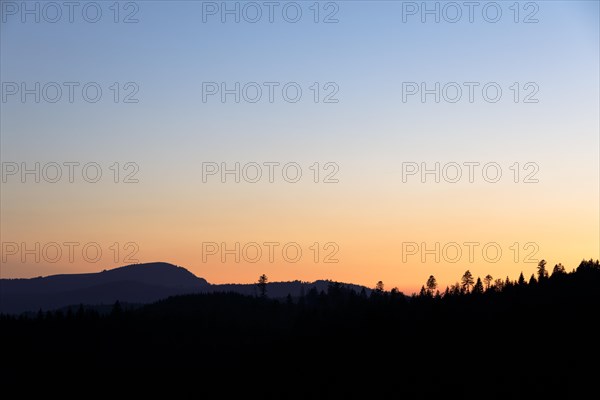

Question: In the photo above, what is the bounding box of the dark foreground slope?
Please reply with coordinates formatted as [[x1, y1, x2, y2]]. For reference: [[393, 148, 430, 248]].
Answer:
[[1, 260, 599, 396]]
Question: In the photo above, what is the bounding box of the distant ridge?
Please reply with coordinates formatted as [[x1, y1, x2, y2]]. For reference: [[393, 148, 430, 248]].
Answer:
[[213, 280, 370, 298], [0, 262, 371, 314], [0, 262, 208, 314]]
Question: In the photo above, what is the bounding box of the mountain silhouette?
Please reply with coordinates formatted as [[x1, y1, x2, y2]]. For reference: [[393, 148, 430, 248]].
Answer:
[[0, 262, 208, 314], [3, 259, 599, 395], [0, 262, 371, 314]]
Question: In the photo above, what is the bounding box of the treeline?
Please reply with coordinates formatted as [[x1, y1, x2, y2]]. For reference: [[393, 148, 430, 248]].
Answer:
[[1, 259, 598, 322], [414, 258, 592, 298], [1, 259, 599, 396]]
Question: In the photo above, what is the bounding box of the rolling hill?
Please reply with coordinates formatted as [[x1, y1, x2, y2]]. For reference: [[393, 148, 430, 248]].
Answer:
[[0, 262, 371, 314]]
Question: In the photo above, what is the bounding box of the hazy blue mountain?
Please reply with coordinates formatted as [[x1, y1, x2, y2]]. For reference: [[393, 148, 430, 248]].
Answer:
[[1, 262, 208, 314], [0, 262, 371, 314]]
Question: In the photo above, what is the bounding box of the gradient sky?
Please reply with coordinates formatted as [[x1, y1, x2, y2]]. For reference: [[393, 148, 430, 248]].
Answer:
[[1, 0, 599, 294]]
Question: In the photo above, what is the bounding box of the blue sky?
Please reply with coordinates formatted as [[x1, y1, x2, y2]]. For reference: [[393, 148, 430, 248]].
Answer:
[[2, 1, 598, 164], [1, 1, 599, 290]]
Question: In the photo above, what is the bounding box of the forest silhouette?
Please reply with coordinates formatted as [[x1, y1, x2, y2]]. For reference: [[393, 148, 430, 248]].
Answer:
[[1, 258, 599, 395]]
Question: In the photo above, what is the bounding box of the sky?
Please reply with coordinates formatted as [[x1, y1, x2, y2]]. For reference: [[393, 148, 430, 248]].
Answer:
[[1, 0, 599, 294]]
